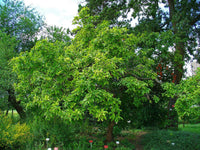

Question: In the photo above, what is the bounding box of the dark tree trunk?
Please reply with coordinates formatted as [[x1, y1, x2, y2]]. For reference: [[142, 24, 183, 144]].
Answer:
[[167, 0, 186, 130], [105, 120, 115, 143], [167, 42, 185, 129], [167, 97, 178, 129], [6, 109, 9, 115], [7, 89, 26, 119]]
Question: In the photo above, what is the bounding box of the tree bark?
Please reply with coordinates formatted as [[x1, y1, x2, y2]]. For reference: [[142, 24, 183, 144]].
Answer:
[[105, 120, 115, 143], [167, 0, 185, 129], [7, 89, 26, 119], [167, 0, 185, 83]]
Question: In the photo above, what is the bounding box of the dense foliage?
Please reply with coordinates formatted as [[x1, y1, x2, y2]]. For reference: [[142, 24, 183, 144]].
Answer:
[[0, 0, 199, 148]]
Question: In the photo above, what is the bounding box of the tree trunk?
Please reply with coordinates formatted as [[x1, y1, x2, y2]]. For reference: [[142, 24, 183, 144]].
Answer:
[[167, 97, 178, 129], [7, 89, 26, 119], [167, 0, 186, 130], [105, 120, 115, 143], [6, 109, 9, 115]]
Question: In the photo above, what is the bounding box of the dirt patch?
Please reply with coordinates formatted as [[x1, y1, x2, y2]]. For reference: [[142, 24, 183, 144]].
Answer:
[[116, 130, 148, 150], [134, 131, 147, 150]]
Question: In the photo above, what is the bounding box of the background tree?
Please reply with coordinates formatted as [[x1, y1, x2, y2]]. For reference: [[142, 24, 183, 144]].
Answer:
[[0, 30, 26, 118], [0, 0, 45, 119], [12, 7, 158, 142], [132, 0, 199, 128], [0, 0, 44, 51]]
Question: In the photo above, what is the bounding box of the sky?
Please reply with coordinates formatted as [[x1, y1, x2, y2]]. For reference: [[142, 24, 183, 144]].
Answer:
[[23, 0, 84, 29]]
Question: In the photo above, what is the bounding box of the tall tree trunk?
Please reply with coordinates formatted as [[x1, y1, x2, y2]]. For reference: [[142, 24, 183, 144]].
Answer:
[[7, 89, 26, 119], [105, 120, 115, 143], [167, 0, 185, 129]]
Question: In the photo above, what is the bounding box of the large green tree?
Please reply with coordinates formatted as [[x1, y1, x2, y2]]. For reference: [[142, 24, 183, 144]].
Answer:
[[0, 0, 44, 51], [12, 7, 158, 142]]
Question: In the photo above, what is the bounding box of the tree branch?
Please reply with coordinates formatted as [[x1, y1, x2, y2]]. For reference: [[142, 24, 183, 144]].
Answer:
[[125, 72, 162, 84], [125, 72, 152, 80]]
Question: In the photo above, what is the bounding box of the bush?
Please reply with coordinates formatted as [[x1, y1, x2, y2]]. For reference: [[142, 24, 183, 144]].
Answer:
[[142, 130, 200, 150], [0, 114, 31, 149]]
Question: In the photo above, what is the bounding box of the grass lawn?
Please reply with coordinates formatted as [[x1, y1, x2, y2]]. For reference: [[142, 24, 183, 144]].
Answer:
[[179, 123, 200, 134], [6, 110, 20, 122], [140, 124, 200, 150]]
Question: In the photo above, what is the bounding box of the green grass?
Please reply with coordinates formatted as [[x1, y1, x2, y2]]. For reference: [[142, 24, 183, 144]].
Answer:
[[141, 128, 200, 150], [179, 123, 200, 134], [7, 110, 20, 123]]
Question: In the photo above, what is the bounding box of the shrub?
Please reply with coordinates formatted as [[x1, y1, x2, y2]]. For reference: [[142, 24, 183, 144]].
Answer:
[[0, 114, 31, 149]]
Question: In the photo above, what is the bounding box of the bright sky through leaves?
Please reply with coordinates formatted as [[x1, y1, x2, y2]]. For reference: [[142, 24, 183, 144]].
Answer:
[[23, 0, 84, 29]]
